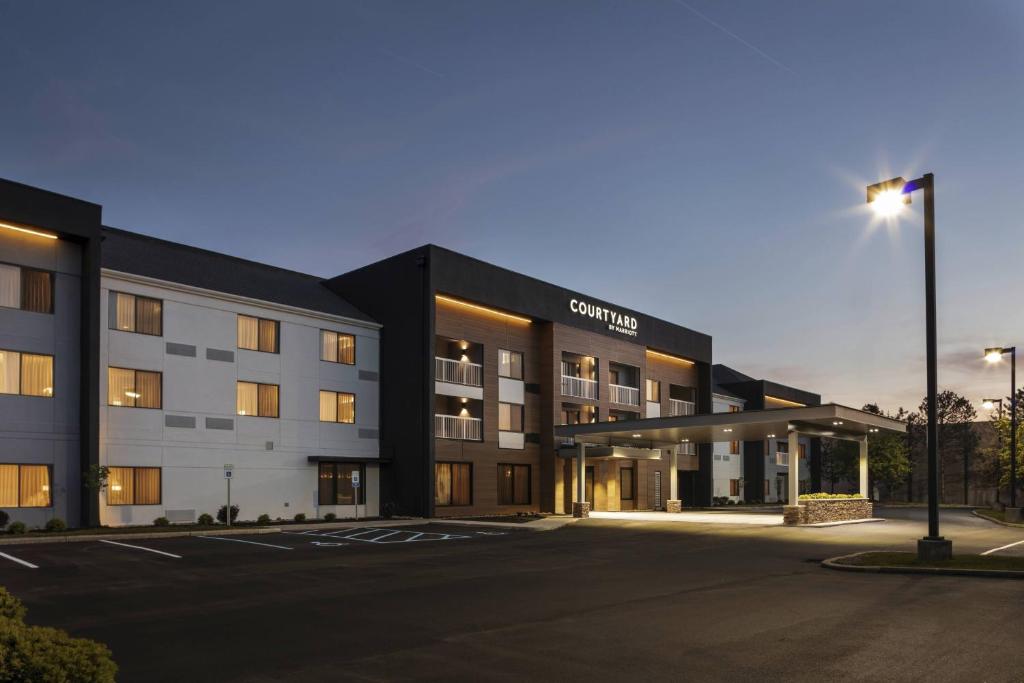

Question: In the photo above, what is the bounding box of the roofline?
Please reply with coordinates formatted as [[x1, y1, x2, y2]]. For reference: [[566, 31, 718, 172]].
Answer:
[[102, 269, 382, 331]]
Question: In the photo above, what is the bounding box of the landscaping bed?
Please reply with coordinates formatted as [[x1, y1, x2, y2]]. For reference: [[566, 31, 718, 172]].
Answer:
[[973, 508, 1024, 526], [833, 551, 1024, 573], [784, 495, 872, 525], [449, 514, 545, 524]]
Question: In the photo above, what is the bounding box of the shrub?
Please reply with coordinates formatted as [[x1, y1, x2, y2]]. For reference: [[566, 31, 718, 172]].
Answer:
[[153, 517, 170, 527], [256, 514, 272, 525], [7, 522, 26, 535], [293, 513, 306, 523], [44, 518, 66, 533], [0, 591, 117, 682], [799, 492, 863, 500], [324, 512, 337, 522], [0, 511, 9, 528], [197, 513, 214, 526], [216, 505, 239, 524], [0, 587, 26, 621]]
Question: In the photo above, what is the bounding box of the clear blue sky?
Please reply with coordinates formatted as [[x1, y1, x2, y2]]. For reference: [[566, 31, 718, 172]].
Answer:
[[2, 1, 1022, 414]]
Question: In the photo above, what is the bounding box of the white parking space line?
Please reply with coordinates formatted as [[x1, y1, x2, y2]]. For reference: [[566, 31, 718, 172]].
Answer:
[[285, 527, 471, 544], [200, 536, 293, 550], [99, 540, 183, 559], [0, 551, 38, 569], [980, 539, 1024, 556]]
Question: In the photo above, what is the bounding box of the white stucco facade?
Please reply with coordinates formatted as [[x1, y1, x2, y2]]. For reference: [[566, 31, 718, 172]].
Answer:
[[99, 270, 381, 526]]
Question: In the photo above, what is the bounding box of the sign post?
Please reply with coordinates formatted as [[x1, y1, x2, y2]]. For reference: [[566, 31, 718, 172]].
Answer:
[[224, 465, 234, 527], [352, 470, 361, 521]]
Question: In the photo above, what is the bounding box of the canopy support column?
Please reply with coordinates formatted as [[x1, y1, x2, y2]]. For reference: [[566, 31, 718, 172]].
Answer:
[[573, 442, 590, 518], [859, 437, 869, 499], [787, 430, 800, 505], [667, 447, 681, 512]]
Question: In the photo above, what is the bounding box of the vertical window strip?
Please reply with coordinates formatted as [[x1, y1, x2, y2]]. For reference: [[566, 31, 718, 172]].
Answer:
[[135, 296, 162, 335], [0, 465, 17, 507], [337, 393, 355, 423], [108, 466, 133, 505], [258, 383, 279, 417], [435, 462, 452, 506], [237, 382, 258, 416], [134, 468, 161, 505], [321, 331, 338, 362], [135, 371, 162, 409], [19, 465, 50, 507], [338, 334, 355, 364], [319, 390, 336, 421], [115, 293, 136, 331], [258, 319, 278, 353], [108, 368, 136, 407], [20, 354, 53, 397]]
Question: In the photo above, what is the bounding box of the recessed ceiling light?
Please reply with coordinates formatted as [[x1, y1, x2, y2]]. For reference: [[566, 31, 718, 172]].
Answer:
[[723, 428, 733, 433], [632, 433, 642, 438]]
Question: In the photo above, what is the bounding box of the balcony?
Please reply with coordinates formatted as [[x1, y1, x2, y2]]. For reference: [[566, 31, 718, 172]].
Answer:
[[609, 383, 640, 406], [561, 375, 598, 400], [775, 452, 789, 466], [435, 357, 482, 387], [668, 398, 695, 416], [435, 414, 482, 441]]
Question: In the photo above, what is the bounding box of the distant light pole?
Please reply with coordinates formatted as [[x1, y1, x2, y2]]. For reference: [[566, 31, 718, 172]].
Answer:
[[866, 172, 951, 560], [985, 346, 1018, 517], [983, 398, 1004, 506]]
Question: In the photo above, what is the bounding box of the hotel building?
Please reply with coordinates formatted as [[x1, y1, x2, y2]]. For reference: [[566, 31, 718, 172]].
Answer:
[[328, 246, 714, 517]]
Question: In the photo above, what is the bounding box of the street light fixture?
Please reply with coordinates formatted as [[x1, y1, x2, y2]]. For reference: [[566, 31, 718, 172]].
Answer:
[[984, 347, 1018, 518], [983, 397, 1004, 506], [866, 173, 950, 560]]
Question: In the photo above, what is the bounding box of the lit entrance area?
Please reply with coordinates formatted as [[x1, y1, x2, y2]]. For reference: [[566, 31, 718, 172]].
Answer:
[[555, 404, 905, 523]]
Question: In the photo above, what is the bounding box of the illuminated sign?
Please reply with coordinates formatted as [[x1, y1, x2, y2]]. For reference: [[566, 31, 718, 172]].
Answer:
[[569, 298, 638, 337]]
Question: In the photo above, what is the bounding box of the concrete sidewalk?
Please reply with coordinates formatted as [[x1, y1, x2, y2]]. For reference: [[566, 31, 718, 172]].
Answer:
[[589, 510, 784, 525]]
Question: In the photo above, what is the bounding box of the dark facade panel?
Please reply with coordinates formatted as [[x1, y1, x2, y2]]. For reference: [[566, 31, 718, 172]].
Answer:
[[205, 417, 234, 430], [206, 348, 234, 363], [165, 415, 196, 428], [166, 342, 197, 357]]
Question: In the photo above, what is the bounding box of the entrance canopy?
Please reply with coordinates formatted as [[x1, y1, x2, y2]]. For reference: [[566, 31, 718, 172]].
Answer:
[[554, 403, 905, 448]]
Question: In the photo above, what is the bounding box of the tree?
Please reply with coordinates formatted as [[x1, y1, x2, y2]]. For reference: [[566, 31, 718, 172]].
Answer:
[[862, 404, 912, 499], [820, 438, 858, 493], [988, 388, 1024, 499], [919, 391, 977, 502]]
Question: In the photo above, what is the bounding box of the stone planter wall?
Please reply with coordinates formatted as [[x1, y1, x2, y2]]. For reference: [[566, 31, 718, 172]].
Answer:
[[783, 498, 873, 525]]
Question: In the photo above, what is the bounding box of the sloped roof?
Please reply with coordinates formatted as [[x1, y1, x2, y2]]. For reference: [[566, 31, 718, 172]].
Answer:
[[101, 227, 374, 323]]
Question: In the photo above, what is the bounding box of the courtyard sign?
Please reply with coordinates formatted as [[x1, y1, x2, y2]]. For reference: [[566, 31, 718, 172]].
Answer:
[[569, 298, 638, 337]]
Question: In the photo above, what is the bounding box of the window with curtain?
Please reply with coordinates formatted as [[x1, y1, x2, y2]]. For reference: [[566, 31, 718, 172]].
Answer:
[[317, 462, 365, 505], [435, 462, 471, 506], [646, 379, 660, 402], [498, 402, 524, 432], [0, 264, 53, 314], [320, 330, 355, 364], [237, 381, 278, 417], [319, 390, 355, 423], [110, 292, 162, 335], [237, 315, 278, 353], [0, 464, 51, 507], [0, 350, 53, 397], [730, 479, 740, 496], [799, 443, 807, 459], [107, 466, 161, 505], [107, 368, 161, 408], [730, 440, 740, 455], [619, 468, 635, 501], [498, 349, 523, 379], [498, 464, 530, 505]]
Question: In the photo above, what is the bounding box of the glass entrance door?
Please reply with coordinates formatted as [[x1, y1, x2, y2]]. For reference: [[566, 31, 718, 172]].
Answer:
[[585, 466, 595, 508]]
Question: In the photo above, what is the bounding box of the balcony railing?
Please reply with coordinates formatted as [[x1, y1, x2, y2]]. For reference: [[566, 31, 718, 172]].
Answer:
[[561, 375, 598, 400], [435, 414, 482, 441], [609, 383, 640, 406], [435, 357, 482, 387], [668, 398, 695, 416], [775, 452, 789, 466]]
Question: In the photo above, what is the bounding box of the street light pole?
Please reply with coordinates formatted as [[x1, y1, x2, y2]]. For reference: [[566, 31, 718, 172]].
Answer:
[[867, 172, 951, 560], [987, 347, 1018, 516], [983, 398, 1003, 506]]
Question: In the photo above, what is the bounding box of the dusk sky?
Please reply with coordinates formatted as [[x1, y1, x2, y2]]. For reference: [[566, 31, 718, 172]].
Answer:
[[1, 1, 1022, 415]]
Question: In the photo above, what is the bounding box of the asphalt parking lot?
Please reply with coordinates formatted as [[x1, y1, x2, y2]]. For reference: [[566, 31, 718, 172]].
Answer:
[[2, 509, 1024, 682]]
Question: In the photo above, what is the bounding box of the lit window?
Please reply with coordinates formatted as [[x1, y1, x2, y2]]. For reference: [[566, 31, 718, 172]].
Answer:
[[498, 464, 530, 505], [0, 350, 53, 397], [110, 292, 163, 335], [319, 390, 355, 423], [498, 402, 524, 432], [107, 467, 161, 505], [237, 381, 278, 417], [498, 350, 523, 380], [0, 264, 53, 314], [238, 315, 278, 353], [0, 464, 51, 507], [435, 462, 471, 506], [317, 462, 365, 505], [646, 379, 660, 402], [107, 368, 162, 408], [320, 330, 355, 364]]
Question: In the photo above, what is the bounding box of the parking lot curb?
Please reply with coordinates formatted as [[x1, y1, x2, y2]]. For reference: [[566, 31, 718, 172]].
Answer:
[[821, 551, 1024, 579], [970, 509, 1024, 529], [800, 518, 886, 528], [437, 517, 579, 532]]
